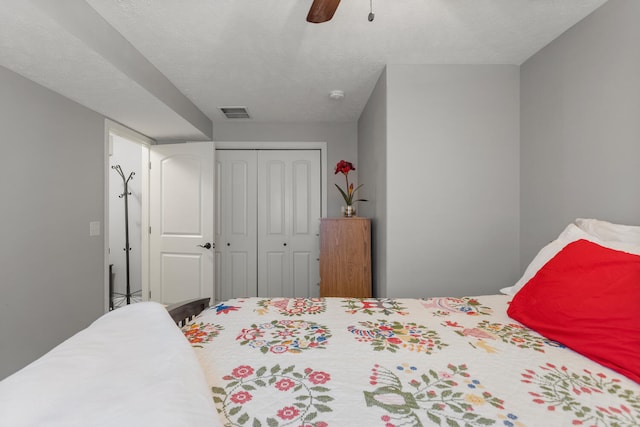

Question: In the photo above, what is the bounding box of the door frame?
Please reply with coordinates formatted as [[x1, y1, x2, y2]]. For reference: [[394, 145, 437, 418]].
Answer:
[[214, 141, 328, 218], [103, 119, 153, 312]]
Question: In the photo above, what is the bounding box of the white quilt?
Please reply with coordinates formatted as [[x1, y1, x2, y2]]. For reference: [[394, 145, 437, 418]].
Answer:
[[184, 296, 640, 427], [0, 302, 222, 427]]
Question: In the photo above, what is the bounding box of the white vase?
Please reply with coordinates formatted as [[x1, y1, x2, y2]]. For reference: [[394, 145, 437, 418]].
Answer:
[[343, 205, 356, 218]]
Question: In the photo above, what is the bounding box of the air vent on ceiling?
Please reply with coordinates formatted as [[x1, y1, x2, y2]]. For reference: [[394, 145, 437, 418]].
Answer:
[[219, 106, 251, 119]]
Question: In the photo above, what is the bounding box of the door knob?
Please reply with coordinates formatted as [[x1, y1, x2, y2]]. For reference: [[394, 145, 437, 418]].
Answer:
[[197, 242, 213, 249]]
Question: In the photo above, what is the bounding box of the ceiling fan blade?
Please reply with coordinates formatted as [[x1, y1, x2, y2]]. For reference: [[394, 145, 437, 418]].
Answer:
[[306, 0, 341, 23]]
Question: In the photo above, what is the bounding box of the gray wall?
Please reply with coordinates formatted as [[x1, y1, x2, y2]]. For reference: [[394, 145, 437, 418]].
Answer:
[[357, 68, 387, 297], [0, 65, 105, 379], [212, 122, 358, 219], [520, 0, 640, 266], [361, 64, 521, 298]]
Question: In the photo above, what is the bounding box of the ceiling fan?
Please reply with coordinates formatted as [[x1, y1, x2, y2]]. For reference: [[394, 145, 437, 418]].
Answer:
[[306, 0, 341, 23], [306, 0, 374, 24]]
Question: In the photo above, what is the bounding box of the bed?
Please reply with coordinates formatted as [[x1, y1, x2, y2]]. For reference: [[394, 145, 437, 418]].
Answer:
[[0, 219, 638, 426], [180, 218, 640, 426], [183, 294, 638, 427]]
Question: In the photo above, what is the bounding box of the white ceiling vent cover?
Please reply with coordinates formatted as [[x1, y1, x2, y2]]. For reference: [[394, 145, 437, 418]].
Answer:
[[219, 106, 251, 119]]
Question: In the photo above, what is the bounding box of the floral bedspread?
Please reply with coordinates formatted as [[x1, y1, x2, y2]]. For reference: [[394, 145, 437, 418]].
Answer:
[[182, 295, 640, 427]]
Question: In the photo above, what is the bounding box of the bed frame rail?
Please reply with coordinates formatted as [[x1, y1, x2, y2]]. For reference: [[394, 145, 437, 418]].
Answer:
[[166, 297, 211, 326]]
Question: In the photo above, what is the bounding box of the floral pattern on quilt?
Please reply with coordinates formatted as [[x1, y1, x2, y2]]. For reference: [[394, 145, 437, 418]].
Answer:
[[255, 298, 326, 316], [443, 320, 564, 353], [212, 302, 242, 315], [521, 364, 640, 426], [348, 320, 447, 354], [236, 320, 331, 354], [421, 297, 494, 317], [364, 363, 523, 427], [342, 298, 409, 316], [187, 295, 640, 427], [182, 322, 224, 347], [212, 364, 333, 427]]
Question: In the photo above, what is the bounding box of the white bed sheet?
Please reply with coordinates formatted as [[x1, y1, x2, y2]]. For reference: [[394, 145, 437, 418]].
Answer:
[[0, 302, 222, 427]]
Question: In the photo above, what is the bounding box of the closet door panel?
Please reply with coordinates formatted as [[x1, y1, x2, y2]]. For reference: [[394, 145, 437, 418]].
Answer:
[[292, 160, 311, 235], [231, 161, 250, 235], [293, 251, 313, 297], [265, 160, 286, 235], [215, 150, 257, 301], [231, 251, 252, 298], [265, 251, 291, 296], [258, 154, 290, 296], [258, 150, 321, 298], [289, 154, 321, 298]]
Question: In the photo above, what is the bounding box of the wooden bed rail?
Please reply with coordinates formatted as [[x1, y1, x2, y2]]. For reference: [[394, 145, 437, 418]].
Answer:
[[166, 297, 211, 326]]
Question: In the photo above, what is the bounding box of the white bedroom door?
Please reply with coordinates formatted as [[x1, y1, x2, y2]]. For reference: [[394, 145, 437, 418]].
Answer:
[[215, 150, 258, 300], [257, 150, 321, 297], [149, 142, 215, 304]]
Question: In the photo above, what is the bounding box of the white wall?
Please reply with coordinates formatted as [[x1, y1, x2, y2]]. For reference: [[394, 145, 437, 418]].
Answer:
[[108, 135, 143, 304], [0, 65, 105, 379], [212, 122, 357, 218], [370, 64, 520, 298], [357, 68, 387, 297], [520, 0, 640, 266]]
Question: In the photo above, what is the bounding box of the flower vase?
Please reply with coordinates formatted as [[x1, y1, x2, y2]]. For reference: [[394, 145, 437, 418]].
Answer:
[[343, 205, 356, 218]]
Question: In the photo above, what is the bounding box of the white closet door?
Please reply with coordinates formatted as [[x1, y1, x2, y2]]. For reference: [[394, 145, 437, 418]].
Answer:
[[257, 150, 321, 297], [215, 150, 258, 300]]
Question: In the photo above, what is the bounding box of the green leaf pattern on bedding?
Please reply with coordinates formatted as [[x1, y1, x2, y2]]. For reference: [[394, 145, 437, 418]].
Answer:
[[213, 364, 332, 427], [421, 297, 494, 317], [442, 320, 564, 353], [521, 364, 640, 426], [342, 298, 409, 316], [364, 363, 522, 427]]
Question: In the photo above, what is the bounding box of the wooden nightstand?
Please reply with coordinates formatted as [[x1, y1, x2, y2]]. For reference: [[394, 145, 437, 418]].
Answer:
[[319, 217, 372, 297]]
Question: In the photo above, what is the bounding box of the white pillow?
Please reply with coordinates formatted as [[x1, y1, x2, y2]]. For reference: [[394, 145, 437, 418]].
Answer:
[[500, 223, 640, 296], [575, 218, 640, 245]]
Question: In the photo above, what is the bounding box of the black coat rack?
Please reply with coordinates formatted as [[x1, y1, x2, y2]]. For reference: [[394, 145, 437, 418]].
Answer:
[[111, 164, 140, 307]]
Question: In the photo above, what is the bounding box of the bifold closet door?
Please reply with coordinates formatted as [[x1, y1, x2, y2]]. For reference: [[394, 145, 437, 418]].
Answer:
[[257, 150, 321, 297], [215, 150, 257, 300]]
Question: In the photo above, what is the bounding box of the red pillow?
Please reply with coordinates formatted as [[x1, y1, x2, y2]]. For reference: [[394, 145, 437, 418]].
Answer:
[[508, 239, 640, 383]]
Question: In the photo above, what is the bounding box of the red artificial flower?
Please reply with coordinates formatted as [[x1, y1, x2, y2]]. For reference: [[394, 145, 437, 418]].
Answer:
[[334, 160, 367, 207], [334, 160, 355, 175]]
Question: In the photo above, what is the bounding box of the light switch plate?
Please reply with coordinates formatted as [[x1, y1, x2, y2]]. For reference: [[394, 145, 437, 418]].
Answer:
[[89, 221, 101, 236]]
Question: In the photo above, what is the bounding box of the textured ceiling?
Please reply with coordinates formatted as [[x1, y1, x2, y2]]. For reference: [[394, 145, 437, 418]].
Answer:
[[0, 0, 608, 139], [0, 1, 206, 140]]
